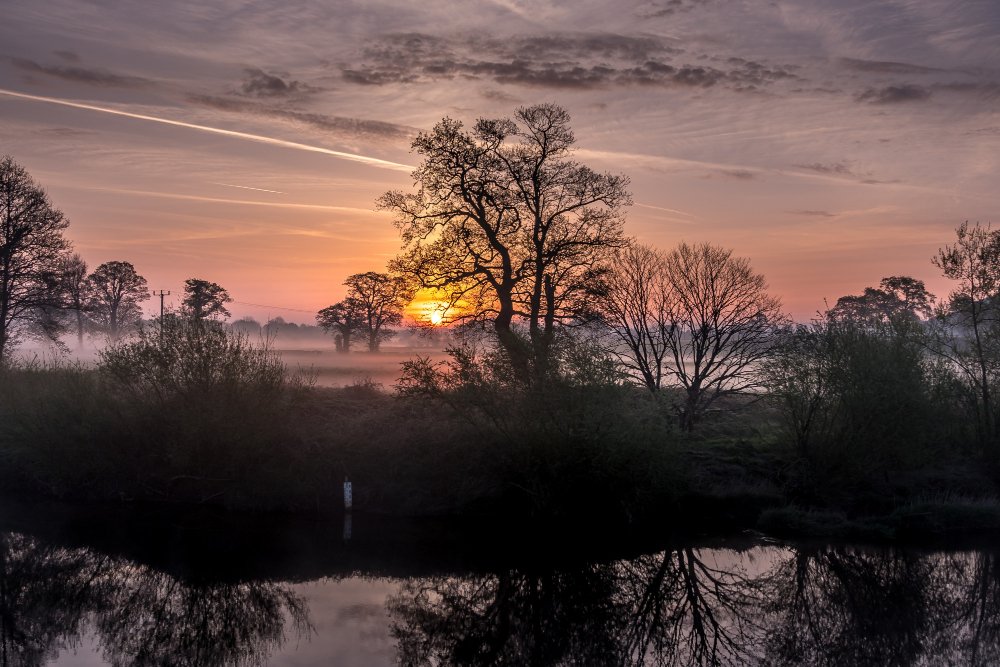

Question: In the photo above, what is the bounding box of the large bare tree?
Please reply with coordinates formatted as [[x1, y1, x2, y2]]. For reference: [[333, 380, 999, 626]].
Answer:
[[0, 155, 72, 362], [600, 241, 784, 429], [379, 104, 630, 382], [598, 241, 673, 393]]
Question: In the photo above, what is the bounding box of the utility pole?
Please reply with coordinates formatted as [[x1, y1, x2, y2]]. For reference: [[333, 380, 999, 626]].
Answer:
[[154, 290, 170, 331]]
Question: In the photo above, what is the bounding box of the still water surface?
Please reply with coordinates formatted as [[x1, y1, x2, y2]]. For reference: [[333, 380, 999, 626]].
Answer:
[[2, 501, 999, 666]]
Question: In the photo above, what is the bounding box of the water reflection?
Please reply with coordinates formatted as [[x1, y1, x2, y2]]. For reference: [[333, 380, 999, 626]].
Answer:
[[387, 547, 769, 666], [5, 519, 1000, 665], [386, 546, 1000, 666], [0, 532, 310, 666]]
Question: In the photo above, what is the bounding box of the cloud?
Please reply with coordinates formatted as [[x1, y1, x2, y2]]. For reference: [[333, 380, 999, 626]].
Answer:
[[856, 84, 932, 104], [703, 169, 756, 180], [10, 57, 153, 88], [240, 68, 312, 97], [32, 126, 97, 138], [839, 58, 941, 75], [795, 162, 856, 176], [934, 81, 1000, 99], [52, 50, 79, 63], [339, 31, 795, 91], [636, 0, 711, 17], [188, 94, 414, 140], [788, 209, 836, 218]]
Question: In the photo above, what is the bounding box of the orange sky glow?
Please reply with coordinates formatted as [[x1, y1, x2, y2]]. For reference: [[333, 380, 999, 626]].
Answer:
[[1, 1, 997, 324]]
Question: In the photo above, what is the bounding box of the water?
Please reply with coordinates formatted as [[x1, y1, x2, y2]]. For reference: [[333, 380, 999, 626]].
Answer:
[[2, 500, 999, 666]]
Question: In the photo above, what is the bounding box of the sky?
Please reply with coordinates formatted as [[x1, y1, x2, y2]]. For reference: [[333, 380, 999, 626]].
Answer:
[[1, 0, 998, 322]]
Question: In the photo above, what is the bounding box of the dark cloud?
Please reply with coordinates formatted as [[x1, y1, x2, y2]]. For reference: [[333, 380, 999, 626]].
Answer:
[[481, 88, 521, 104], [856, 84, 932, 104], [718, 169, 756, 180], [795, 162, 855, 176], [788, 209, 836, 218], [33, 127, 96, 138], [934, 81, 1000, 98], [188, 94, 414, 140], [240, 68, 313, 97], [637, 0, 712, 17], [839, 58, 941, 75], [966, 127, 1000, 136], [10, 57, 152, 88], [340, 32, 795, 92], [52, 50, 79, 62]]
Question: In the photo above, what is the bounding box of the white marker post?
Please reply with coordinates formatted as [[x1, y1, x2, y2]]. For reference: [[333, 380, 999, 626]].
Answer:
[[343, 476, 353, 511]]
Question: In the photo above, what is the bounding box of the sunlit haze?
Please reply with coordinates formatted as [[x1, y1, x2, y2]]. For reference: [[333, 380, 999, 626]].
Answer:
[[2, 0, 998, 322]]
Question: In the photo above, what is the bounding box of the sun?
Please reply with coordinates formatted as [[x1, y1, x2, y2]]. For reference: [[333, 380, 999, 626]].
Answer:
[[429, 309, 444, 326]]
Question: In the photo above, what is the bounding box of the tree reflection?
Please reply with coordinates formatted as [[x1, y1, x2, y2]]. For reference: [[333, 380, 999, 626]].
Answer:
[[388, 547, 767, 666], [0, 531, 310, 667], [761, 547, 952, 666], [617, 548, 768, 665]]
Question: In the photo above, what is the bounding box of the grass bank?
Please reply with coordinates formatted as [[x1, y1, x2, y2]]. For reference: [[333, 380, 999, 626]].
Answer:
[[2, 323, 1000, 543]]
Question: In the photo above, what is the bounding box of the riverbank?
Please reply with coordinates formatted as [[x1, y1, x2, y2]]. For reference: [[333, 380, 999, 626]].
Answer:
[[3, 328, 1000, 546], [3, 373, 999, 545]]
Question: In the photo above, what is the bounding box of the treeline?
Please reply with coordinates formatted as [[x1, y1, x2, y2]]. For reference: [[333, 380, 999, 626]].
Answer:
[[0, 155, 243, 358], [4, 106, 1000, 533]]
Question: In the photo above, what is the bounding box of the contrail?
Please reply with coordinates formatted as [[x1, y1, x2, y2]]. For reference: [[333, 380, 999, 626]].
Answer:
[[211, 182, 285, 194], [76, 185, 378, 213], [0, 88, 414, 173]]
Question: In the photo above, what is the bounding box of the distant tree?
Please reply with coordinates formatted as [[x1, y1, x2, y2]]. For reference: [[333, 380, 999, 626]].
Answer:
[[380, 103, 630, 381], [829, 276, 934, 327], [86, 261, 149, 342], [0, 155, 72, 362], [931, 221, 1000, 454], [317, 300, 366, 353], [343, 271, 412, 352], [660, 242, 785, 430], [58, 253, 89, 349], [182, 278, 232, 322], [231, 316, 261, 337]]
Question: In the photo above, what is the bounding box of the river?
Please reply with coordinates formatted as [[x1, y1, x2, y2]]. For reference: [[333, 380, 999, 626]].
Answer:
[[1, 498, 997, 665]]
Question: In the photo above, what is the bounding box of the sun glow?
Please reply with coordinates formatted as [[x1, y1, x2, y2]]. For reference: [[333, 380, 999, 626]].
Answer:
[[405, 289, 466, 327]]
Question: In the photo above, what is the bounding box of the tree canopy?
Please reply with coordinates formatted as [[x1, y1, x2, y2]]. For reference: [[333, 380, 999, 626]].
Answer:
[[380, 103, 630, 381], [182, 279, 232, 322], [87, 260, 149, 342], [0, 155, 72, 361]]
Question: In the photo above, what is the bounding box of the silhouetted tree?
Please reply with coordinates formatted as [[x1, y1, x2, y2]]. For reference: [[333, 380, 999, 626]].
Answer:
[[86, 260, 149, 343], [931, 221, 1000, 455], [0, 155, 72, 362], [316, 300, 365, 353], [661, 242, 785, 430], [231, 316, 261, 337], [57, 253, 89, 349], [182, 278, 232, 322], [597, 241, 672, 394], [766, 314, 942, 488], [829, 275, 934, 328], [380, 104, 630, 382], [343, 271, 411, 352]]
